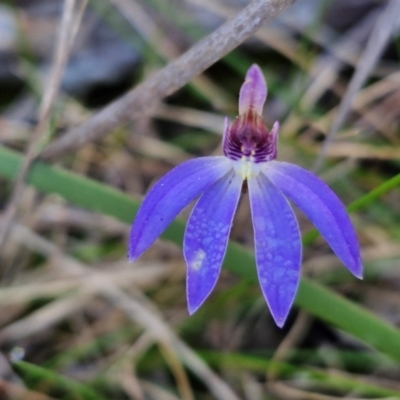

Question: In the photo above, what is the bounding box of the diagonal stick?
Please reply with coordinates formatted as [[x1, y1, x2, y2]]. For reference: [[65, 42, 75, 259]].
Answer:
[[40, 0, 296, 162]]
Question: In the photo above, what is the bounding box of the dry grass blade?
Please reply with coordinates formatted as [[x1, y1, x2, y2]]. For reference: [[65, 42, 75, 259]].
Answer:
[[110, 0, 231, 107], [101, 285, 242, 400], [316, 142, 400, 161], [268, 381, 392, 400], [110, 0, 180, 60], [306, 71, 400, 137], [0, 263, 169, 306], [187, 0, 308, 68], [153, 104, 225, 134], [141, 380, 182, 400], [40, 0, 297, 161], [0, 0, 87, 268], [300, 9, 378, 110], [158, 342, 195, 400], [1, 221, 172, 303], [267, 312, 312, 381], [313, 0, 400, 171], [1, 218, 239, 399], [136, 136, 192, 163], [0, 292, 90, 343]]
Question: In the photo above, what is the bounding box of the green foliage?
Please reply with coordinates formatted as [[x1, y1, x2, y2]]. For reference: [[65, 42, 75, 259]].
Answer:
[[1, 144, 400, 363]]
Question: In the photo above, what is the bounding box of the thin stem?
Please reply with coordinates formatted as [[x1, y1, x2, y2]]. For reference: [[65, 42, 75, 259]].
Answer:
[[0, 0, 86, 275]]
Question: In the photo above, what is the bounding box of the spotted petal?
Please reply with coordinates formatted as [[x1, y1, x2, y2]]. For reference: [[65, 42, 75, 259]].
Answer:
[[239, 64, 267, 115], [265, 161, 362, 278], [184, 170, 243, 314], [248, 174, 302, 327], [129, 156, 232, 260]]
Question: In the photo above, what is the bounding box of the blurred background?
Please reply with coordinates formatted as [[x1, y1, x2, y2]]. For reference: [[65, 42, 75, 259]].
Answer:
[[0, 0, 400, 399]]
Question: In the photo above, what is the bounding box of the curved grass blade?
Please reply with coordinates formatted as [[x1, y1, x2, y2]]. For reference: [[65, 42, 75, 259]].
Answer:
[[1, 145, 400, 362]]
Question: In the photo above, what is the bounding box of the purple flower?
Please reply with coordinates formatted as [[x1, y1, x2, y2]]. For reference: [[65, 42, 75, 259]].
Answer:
[[129, 64, 362, 327]]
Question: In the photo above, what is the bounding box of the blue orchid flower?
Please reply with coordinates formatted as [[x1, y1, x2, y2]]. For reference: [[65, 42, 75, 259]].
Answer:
[[129, 64, 362, 327]]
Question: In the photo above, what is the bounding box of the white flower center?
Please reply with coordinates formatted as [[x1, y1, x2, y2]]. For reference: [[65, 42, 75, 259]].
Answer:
[[230, 155, 263, 180]]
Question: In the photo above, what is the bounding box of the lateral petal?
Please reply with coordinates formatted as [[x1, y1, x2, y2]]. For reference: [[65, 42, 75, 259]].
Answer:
[[184, 170, 243, 314], [265, 161, 362, 278], [239, 64, 267, 115], [129, 156, 232, 260], [248, 174, 302, 327]]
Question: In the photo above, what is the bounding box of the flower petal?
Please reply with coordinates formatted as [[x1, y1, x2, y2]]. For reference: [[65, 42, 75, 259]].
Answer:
[[184, 170, 243, 314], [248, 174, 302, 327], [239, 64, 267, 115], [265, 161, 363, 278], [129, 156, 232, 260]]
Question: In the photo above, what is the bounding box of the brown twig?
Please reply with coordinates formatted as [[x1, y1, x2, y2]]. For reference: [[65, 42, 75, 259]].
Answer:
[[40, 0, 296, 162], [267, 311, 312, 382]]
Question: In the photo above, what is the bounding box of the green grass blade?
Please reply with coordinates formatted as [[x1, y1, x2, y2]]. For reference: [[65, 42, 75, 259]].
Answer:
[[1, 145, 400, 361], [200, 351, 400, 398], [13, 360, 108, 400]]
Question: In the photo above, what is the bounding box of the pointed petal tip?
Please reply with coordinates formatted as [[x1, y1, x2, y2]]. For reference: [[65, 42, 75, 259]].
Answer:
[[248, 175, 300, 331], [265, 162, 364, 283], [187, 301, 200, 316], [128, 241, 142, 261], [127, 251, 139, 262], [185, 171, 242, 319], [186, 277, 215, 315], [345, 256, 363, 280], [268, 295, 293, 328], [128, 157, 231, 266], [187, 284, 207, 316], [272, 312, 288, 329], [353, 262, 363, 280], [187, 285, 212, 316], [187, 307, 195, 316]]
